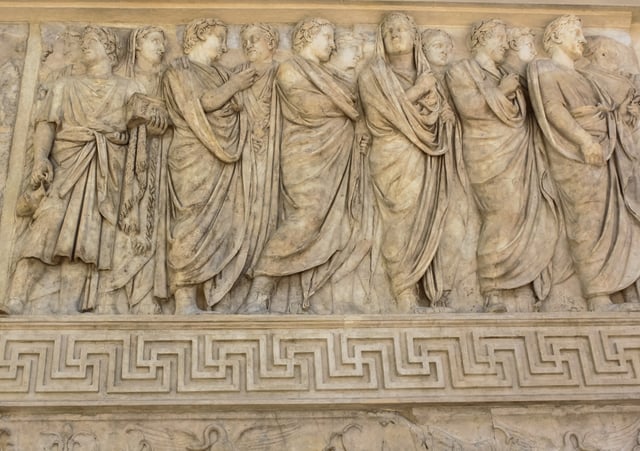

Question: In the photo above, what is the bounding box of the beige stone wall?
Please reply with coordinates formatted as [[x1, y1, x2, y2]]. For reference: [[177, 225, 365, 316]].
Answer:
[[1, 2, 640, 449]]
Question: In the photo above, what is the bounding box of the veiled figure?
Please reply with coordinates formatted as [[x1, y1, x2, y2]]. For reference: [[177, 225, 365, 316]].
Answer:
[[3, 26, 140, 314], [359, 12, 456, 312], [529, 15, 640, 311], [447, 19, 561, 312], [97, 26, 170, 314], [162, 18, 256, 314], [241, 18, 367, 313]]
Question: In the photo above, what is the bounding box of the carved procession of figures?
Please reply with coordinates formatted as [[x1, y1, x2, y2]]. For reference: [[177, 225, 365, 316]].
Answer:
[[3, 13, 640, 315]]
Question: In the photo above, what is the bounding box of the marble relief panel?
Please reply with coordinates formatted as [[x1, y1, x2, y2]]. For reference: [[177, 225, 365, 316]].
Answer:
[[1, 14, 640, 317], [1, 406, 640, 450]]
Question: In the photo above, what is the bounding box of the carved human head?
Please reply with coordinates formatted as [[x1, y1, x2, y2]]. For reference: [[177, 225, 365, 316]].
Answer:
[[241, 23, 279, 63], [292, 18, 335, 62], [507, 27, 537, 63], [134, 26, 166, 65], [422, 28, 454, 68], [330, 32, 364, 71], [81, 25, 119, 67], [59, 29, 83, 61], [584, 35, 622, 73], [469, 19, 508, 63], [380, 12, 417, 56], [543, 15, 585, 61], [183, 18, 228, 59]]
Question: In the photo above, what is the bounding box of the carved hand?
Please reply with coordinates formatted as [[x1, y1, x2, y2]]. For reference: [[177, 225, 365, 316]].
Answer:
[[499, 73, 520, 97], [31, 158, 53, 188], [580, 139, 605, 166], [146, 110, 168, 136], [440, 105, 456, 125], [414, 72, 437, 96], [358, 133, 371, 154], [229, 68, 257, 93]]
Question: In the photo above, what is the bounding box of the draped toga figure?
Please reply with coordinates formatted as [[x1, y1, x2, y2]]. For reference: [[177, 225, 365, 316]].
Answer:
[[162, 18, 257, 314], [240, 18, 368, 314], [235, 23, 280, 279], [529, 15, 640, 311], [447, 19, 562, 312], [3, 26, 140, 314], [359, 12, 457, 312], [97, 26, 171, 314]]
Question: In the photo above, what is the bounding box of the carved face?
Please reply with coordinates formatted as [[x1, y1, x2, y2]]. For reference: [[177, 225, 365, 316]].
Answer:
[[63, 35, 83, 61], [482, 25, 508, 63], [242, 28, 274, 63], [514, 35, 537, 62], [382, 17, 415, 56], [308, 25, 335, 63], [555, 22, 586, 61], [424, 36, 453, 67], [81, 31, 109, 66], [137, 31, 165, 65], [331, 42, 362, 71], [199, 26, 227, 62]]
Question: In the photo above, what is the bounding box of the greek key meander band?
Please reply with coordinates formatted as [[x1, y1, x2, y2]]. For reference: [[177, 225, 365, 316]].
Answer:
[[1, 315, 638, 407]]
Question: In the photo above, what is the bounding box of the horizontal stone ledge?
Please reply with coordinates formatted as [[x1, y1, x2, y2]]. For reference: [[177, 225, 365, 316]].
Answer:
[[0, 3, 631, 29], [0, 311, 639, 328], [1, 313, 639, 408]]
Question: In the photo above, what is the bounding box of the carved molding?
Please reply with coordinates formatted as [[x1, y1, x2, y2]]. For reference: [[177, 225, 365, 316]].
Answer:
[[1, 314, 639, 408]]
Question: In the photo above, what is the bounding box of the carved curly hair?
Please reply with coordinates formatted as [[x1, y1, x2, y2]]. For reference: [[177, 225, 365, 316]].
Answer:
[[183, 18, 227, 55], [542, 15, 582, 54], [469, 19, 507, 53], [291, 18, 333, 54], [82, 25, 119, 66]]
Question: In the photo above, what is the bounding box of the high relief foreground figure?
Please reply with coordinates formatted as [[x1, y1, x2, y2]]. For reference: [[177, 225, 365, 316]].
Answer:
[[359, 12, 458, 312], [240, 18, 368, 314], [529, 15, 640, 311], [162, 18, 257, 314], [2, 26, 141, 314], [447, 19, 565, 312], [98, 25, 170, 314]]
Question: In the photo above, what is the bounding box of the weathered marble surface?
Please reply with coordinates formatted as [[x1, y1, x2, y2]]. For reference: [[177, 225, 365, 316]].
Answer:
[[3, 12, 640, 316], [0, 2, 639, 448]]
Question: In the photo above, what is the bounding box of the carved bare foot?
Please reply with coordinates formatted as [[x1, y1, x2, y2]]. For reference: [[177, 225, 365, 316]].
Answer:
[[174, 303, 203, 315], [95, 302, 119, 315], [238, 277, 273, 314], [484, 292, 507, 313], [0, 298, 24, 315], [395, 290, 417, 313], [236, 295, 269, 314], [587, 295, 613, 312]]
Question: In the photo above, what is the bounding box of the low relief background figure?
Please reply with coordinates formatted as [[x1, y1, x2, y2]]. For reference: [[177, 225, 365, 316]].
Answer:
[[446, 19, 565, 313], [0, 26, 26, 215], [421, 27, 473, 310], [529, 15, 640, 311], [241, 18, 369, 314], [2, 26, 141, 314], [97, 26, 171, 314], [227, 23, 281, 312], [359, 12, 457, 312], [161, 18, 257, 314]]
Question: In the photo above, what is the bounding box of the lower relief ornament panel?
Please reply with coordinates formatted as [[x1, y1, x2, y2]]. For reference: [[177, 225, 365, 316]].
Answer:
[[1, 314, 639, 449]]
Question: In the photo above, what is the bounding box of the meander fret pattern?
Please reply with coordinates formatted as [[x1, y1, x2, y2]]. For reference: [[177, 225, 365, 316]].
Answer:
[[1, 321, 639, 404]]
